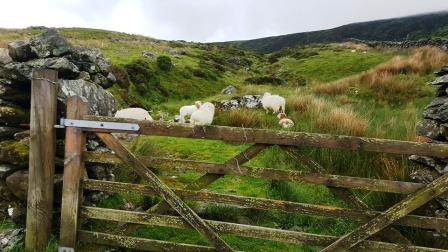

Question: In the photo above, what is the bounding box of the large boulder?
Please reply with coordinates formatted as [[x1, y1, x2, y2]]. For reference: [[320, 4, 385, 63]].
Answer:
[[221, 85, 237, 95], [217, 95, 262, 110], [58, 79, 115, 116], [0, 48, 12, 65], [71, 47, 111, 74], [3, 57, 79, 82], [27, 57, 79, 78], [29, 28, 71, 58], [5, 170, 63, 202], [7, 41, 35, 62], [416, 119, 446, 140]]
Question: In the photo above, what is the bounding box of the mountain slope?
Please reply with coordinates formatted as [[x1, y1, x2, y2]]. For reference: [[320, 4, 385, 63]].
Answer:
[[226, 11, 448, 53]]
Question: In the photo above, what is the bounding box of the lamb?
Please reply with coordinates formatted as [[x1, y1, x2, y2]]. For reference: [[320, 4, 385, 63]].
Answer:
[[179, 101, 202, 123], [190, 102, 215, 126], [114, 107, 154, 121], [261, 92, 285, 114], [277, 113, 295, 129]]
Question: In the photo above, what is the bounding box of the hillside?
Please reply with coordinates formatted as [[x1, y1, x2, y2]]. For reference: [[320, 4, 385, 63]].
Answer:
[[225, 11, 448, 53], [1, 27, 448, 251]]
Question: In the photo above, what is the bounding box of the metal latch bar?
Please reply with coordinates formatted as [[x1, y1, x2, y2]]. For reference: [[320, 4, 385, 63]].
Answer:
[[56, 118, 140, 132]]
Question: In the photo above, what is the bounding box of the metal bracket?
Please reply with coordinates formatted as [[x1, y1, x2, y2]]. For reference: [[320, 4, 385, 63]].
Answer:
[[58, 247, 75, 252], [56, 118, 140, 132]]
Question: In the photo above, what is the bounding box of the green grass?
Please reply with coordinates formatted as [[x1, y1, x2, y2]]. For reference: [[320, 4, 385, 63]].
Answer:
[[275, 48, 394, 82]]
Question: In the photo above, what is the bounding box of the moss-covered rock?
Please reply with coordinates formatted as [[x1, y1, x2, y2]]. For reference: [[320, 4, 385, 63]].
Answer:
[[0, 140, 29, 167]]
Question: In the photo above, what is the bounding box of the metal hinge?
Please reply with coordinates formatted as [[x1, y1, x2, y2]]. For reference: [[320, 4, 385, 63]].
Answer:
[[55, 118, 140, 132]]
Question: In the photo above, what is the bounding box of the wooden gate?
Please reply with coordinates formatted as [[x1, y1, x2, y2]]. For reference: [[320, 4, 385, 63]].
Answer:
[[57, 95, 448, 252]]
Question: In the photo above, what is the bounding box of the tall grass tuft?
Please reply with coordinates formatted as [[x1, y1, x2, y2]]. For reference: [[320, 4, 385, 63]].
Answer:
[[316, 108, 368, 136], [215, 109, 261, 128]]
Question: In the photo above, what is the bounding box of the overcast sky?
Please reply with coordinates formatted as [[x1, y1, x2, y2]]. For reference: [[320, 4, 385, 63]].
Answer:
[[1, 0, 447, 42]]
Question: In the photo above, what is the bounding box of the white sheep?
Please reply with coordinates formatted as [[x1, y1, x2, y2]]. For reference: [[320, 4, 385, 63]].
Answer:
[[114, 107, 153, 121], [261, 92, 285, 114], [179, 101, 202, 123], [278, 113, 295, 129], [190, 102, 215, 126]]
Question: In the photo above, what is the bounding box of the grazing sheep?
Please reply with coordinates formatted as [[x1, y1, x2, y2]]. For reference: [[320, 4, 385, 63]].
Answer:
[[261, 92, 285, 114], [278, 113, 294, 129], [190, 102, 215, 125], [114, 107, 153, 121], [114, 108, 153, 141], [179, 101, 202, 123]]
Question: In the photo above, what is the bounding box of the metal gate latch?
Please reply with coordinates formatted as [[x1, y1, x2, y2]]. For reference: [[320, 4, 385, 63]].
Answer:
[[56, 118, 140, 132]]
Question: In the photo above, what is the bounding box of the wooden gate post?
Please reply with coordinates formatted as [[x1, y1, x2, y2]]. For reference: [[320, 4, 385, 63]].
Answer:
[[25, 69, 58, 251], [59, 96, 89, 249]]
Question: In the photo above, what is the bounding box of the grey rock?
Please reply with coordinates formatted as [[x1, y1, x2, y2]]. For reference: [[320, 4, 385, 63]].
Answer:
[[72, 47, 111, 74], [0, 164, 17, 180], [7, 41, 35, 61], [0, 79, 30, 106], [13, 131, 29, 141], [92, 73, 111, 88], [409, 155, 447, 174], [435, 66, 448, 77], [217, 95, 262, 110], [0, 229, 24, 251], [0, 48, 12, 65], [58, 79, 116, 116], [87, 139, 100, 151], [3, 57, 79, 82], [77, 71, 91, 81], [436, 84, 448, 97], [416, 119, 444, 140], [221, 85, 237, 95], [5, 170, 63, 201], [429, 75, 448, 85], [106, 72, 116, 85], [0, 105, 29, 126], [228, 56, 241, 65], [423, 97, 448, 122], [87, 164, 114, 181], [142, 51, 155, 58], [5, 170, 29, 200], [27, 57, 79, 78], [0, 127, 22, 141], [167, 48, 178, 55], [2, 62, 32, 82], [29, 28, 71, 58]]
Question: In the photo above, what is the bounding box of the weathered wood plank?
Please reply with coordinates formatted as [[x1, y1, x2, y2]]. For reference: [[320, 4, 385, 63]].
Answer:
[[84, 115, 448, 158], [151, 144, 269, 214], [321, 172, 448, 252], [83, 152, 424, 194], [80, 207, 447, 252], [282, 146, 411, 245], [95, 133, 234, 252], [82, 179, 448, 231], [59, 96, 90, 248], [25, 69, 58, 251], [78, 230, 216, 252]]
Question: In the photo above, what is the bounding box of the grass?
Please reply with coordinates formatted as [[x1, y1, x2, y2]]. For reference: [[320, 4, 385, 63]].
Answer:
[[0, 28, 443, 250]]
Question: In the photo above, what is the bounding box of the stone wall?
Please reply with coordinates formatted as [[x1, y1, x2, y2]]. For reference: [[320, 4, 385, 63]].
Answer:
[[411, 66, 448, 247], [348, 38, 448, 51], [0, 29, 117, 224]]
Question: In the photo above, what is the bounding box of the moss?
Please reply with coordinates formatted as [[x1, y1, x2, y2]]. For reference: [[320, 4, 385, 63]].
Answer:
[[0, 140, 29, 166]]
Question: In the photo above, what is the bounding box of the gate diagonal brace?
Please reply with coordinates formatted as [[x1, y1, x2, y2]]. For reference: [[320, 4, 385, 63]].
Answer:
[[56, 118, 140, 132]]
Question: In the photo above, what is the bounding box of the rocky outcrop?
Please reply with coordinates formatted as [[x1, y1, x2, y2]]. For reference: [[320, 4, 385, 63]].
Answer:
[[0, 28, 117, 221], [411, 65, 448, 244], [215, 95, 262, 110], [348, 38, 448, 51]]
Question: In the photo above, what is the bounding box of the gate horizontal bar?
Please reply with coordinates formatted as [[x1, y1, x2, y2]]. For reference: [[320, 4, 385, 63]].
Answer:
[[84, 152, 424, 194], [82, 179, 448, 231], [79, 208, 448, 252], [83, 115, 448, 158]]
